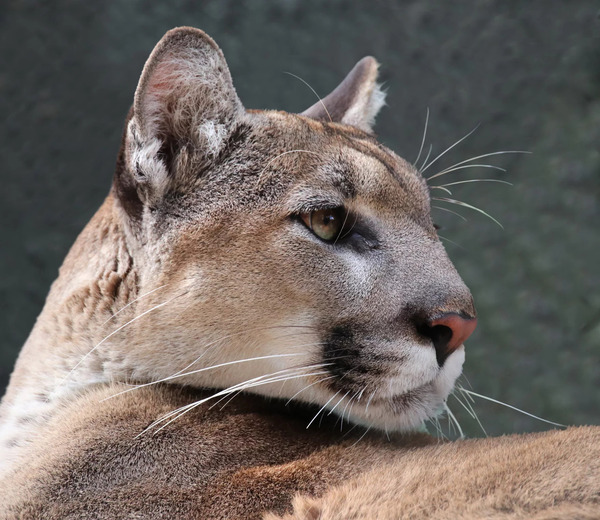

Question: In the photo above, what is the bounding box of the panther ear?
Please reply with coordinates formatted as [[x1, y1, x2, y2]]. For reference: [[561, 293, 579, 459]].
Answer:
[[119, 27, 244, 209], [301, 57, 386, 132]]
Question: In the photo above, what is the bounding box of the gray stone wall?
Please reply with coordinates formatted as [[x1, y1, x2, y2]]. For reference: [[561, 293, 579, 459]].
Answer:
[[1, 1, 598, 436]]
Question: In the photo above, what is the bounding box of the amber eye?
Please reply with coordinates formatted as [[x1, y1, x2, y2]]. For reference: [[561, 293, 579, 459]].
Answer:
[[300, 207, 347, 242]]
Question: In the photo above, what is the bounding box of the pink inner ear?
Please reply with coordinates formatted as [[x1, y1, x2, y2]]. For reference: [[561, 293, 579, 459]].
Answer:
[[144, 58, 182, 106]]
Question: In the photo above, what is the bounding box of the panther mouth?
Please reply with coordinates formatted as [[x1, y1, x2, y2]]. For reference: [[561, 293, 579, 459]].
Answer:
[[317, 346, 466, 431]]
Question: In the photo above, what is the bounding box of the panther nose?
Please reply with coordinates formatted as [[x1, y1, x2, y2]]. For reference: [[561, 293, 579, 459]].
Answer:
[[419, 313, 477, 366]]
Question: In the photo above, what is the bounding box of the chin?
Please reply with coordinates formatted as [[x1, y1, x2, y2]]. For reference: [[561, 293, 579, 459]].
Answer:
[[325, 346, 466, 432]]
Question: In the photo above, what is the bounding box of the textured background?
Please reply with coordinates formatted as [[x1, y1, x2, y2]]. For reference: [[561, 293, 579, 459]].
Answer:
[[1, 1, 598, 436]]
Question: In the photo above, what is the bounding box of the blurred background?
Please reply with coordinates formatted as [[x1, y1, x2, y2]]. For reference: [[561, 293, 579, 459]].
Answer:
[[1, 1, 598, 436]]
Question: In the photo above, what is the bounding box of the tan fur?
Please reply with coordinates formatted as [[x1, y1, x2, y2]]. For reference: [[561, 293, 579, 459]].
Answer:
[[1, 27, 598, 520], [269, 427, 600, 519]]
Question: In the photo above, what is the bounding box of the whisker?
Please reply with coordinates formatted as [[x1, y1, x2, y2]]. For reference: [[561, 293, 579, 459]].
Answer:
[[285, 375, 336, 405], [439, 179, 512, 188], [141, 365, 332, 435], [283, 71, 332, 123], [428, 415, 445, 439], [185, 369, 333, 428], [167, 342, 326, 381], [101, 352, 308, 401], [452, 387, 487, 436], [146, 371, 330, 437], [428, 164, 506, 181], [339, 391, 358, 431], [213, 367, 329, 412], [344, 388, 364, 426], [432, 197, 503, 229], [101, 284, 170, 326], [419, 143, 433, 171], [306, 390, 341, 429], [350, 424, 372, 448], [341, 422, 359, 439], [432, 205, 468, 221], [420, 125, 480, 173], [333, 209, 351, 245], [459, 388, 566, 428], [430, 185, 453, 195], [413, 107, 430, 166], [170, 325, 319, 379], [427, 151, 531, 180], [437, 235, 465, 249], [148, 365, 327, 427], [445, 404, 456, 436], [58, 292, 186, 389], [364, 391, 376, 415], [327, 390, 350, 417], [444, 402, 465, 439]]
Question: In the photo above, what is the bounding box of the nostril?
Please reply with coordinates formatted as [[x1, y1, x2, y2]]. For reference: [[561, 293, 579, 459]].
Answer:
[[417, 313, 477, 367], [417, 323, 454, 366]]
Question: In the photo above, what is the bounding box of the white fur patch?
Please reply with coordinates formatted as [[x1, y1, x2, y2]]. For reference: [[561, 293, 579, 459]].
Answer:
[[342, 82, 387, 132], [197, 120, 228, 157], [127, 119, 170, 196]]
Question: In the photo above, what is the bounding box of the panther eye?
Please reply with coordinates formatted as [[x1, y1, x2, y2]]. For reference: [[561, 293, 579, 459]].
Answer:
[[300, 207, 347, 242]]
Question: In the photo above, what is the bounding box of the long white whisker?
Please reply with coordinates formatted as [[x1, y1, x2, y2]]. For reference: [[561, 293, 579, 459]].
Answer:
[[171, 326, 319, 378], [439, 179, 512, 188], [327, 390, 350, 417], [145, 365, 327, 427], [432, 197, 503, 229], [306, 391, 341, 429], [340, 391, 358, 431], [419, 143, 433, 171], [427, 151, 531, 180], [428, 164, 506, 181], [143, 364, 332, 430], [414, 107, 430, 166], [285, 375, 336, 405], [333, 209, 351, 245], [460, 388, 566, 428], [432, 205, 468, 221], [364, 391, 376, 415], [59, 292, 185, 389], [420, 125, 480, 173], [430, 185, 453, 195], [283, 71, 332, 123], [214, 368, 331, 412], [444, 402, 465, 439], [350, 425, 372, 447], [143, 368, 332, 437], [101, 353, 307, 401], [429, 415, 445, 439], [453, 388, 487, 436], [162, 341, 325, 382], [438, 235, 466, 250], [101, 284, 170, 326]]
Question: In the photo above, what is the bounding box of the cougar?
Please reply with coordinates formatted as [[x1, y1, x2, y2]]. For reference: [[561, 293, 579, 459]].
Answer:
[[1, 27, 598, 520]]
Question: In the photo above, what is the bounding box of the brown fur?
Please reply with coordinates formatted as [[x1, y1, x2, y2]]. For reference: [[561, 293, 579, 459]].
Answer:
[[1, 27, 598, 520], [2, 385, 435, 519]]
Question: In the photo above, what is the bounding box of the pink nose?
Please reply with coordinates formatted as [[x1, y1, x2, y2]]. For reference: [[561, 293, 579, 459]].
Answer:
[[425, 313, 477, 366]]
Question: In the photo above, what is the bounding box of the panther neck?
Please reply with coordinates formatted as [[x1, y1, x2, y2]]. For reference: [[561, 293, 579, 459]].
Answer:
[[0, 195, 140, 473]]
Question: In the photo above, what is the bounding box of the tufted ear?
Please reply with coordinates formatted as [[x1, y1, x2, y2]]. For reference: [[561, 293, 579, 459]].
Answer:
[[118, 27, 244, 210], [301, 57, 386, 132]]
